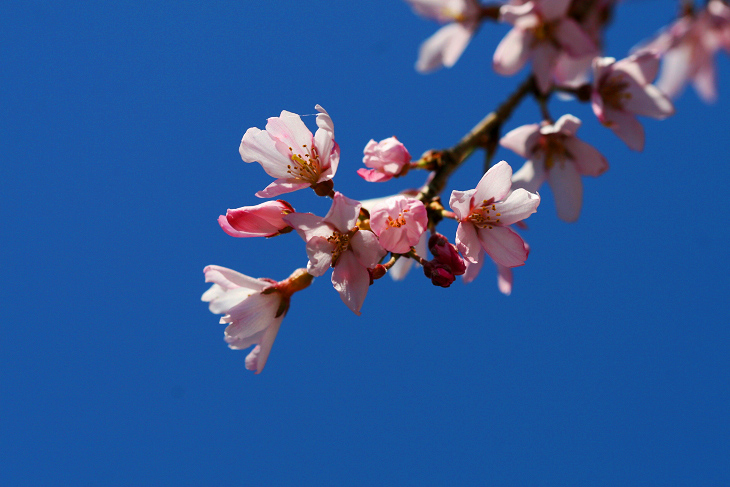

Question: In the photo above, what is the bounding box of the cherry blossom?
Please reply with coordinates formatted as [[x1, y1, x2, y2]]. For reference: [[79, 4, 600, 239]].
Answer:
[[406, 0, 481, 73], [202, 265, 284, 374], [462, 249, 514, 295], [638, 0, 730, 103], [239, 105, 339, 198], [218, 200, 295, 238], [493, 0, 598, 93], [449, 160, 540, 269], [591, 53, 675, 151], [501, 114, 608, 222], [358, 137, 411, 182], [284, 192, 387, 315], [369, 196, 427, 253]]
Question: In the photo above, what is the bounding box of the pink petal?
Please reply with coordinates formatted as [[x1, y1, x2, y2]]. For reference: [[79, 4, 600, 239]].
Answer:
[[538, 0, 571, 21], [351, 230, 387, 269], [531, 42, 559, 93], [500, 123, 540, 158], [448, 188, 476, 221], [239, 127, 292, 178], [619, 52, 661, 85], [563, 138, 608, 177], [496, 264, 513, 295], [493, 28, 533, 76], [203, 265, 268, 292], [693, 62, 718, 103], [477, 225, 528, 267], [473, 160, 513, 203], [264, 111, 313, 158], [511, 159, 546, 194], [255, 179, 311, 198], [331, 251, 370, 315], [249, 316, 283, 374], [622, 81, 675, 119], [305, 237, 335, 277], [554, 18, 597, 57], [416, 22, 476, 73], [493, 188, 540, 225], [547, 160, 583, 222], [455, 222, 481, 264], [223, 294, 281, 347], [655, 44, 692, 99], [283, 212, 332, 241], [462, 248, 485, 284], [601, 106, 645, 151], [357, 168, 393, 182], [545, 114, 581, 137], [205, 286, 256, 315], [324, 192, 361, 233]]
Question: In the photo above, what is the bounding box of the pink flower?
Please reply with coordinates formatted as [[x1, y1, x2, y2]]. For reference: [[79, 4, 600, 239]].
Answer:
[[638, 0, 730, 103], [357, 137, 411, 182], [449, 160, 540, 269], [284, 192, 387, 315], [239, 105, 339, 198], [369, 196, 427, 253], [500, 114, 608, 222], [202, 265, 284, 374], [591, 53, 675, 151], [218, 200, 295, 238], [406, 0, 481, 73], [493, 0, 598, 93]]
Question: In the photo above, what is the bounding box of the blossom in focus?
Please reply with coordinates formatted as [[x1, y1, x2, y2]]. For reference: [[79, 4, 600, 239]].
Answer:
[[218, 200, 295, 238], [284, 192, 387, 315], [637, 0, 730, 103], [500, 114, 608, 222], [493, 0, 599, 93], [202, 265, 284, 374], [450, 161, 540, 269], [239, 105, 339, 198], [591, 53, 675, 151], [358, 137, 411, 182], [369, 196, 427, 253], [406, 0, 481, 73]]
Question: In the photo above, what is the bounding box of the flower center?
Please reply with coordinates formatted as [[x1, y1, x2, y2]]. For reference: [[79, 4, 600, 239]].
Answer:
[[600, 74, 632, 110], [386, 208, 410, 228], [535, 134, 571, 170], [286, 144, 321, 183], [468, 200, 502, 229], [327, 227, 359, 267], [531, 20, 559, 45]]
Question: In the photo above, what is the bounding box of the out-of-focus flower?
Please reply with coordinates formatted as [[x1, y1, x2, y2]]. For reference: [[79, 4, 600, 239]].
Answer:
[[388, 232, 428, 281], [638, 0, 730, 103], [591, 53, 675, 151], [202, 266, 306, 374], [449, 161, 540, 269], [462, 249, 514, 295], [358, 137, 411, 182], [493, 0, 598, 93], [218, 200, 295, 238], [500, 114, 608, 222], [369, 196, 428, 253], [406, 0, 481, 73], [284, 192, 387, 315], [239, 105, 339, 198]]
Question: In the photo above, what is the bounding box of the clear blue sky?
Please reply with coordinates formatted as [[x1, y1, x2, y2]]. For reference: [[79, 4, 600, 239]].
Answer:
[[3, 1, 730, 485]]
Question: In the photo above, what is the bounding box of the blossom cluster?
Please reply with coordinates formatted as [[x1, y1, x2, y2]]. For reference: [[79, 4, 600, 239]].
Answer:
[[203, 0, 730, 373]]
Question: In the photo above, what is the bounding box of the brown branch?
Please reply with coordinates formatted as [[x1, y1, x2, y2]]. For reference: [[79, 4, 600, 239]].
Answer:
[[416, 76, 534, 203]]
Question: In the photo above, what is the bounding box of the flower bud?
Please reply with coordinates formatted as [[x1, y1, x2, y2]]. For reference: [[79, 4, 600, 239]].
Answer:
[[428, 233, 466, 276], [219, 200, 295, 238], [357, 136, 411, 182]]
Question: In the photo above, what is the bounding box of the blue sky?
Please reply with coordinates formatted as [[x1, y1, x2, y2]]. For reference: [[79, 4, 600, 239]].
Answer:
[[3, 1, 730, 485]]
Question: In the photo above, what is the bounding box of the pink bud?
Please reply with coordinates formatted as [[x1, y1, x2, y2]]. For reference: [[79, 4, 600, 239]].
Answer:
[[428, 233, 466, 276], [423, 261, 456, 287], [219, 200, 295, 238], [357, 136, 411, 182]]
